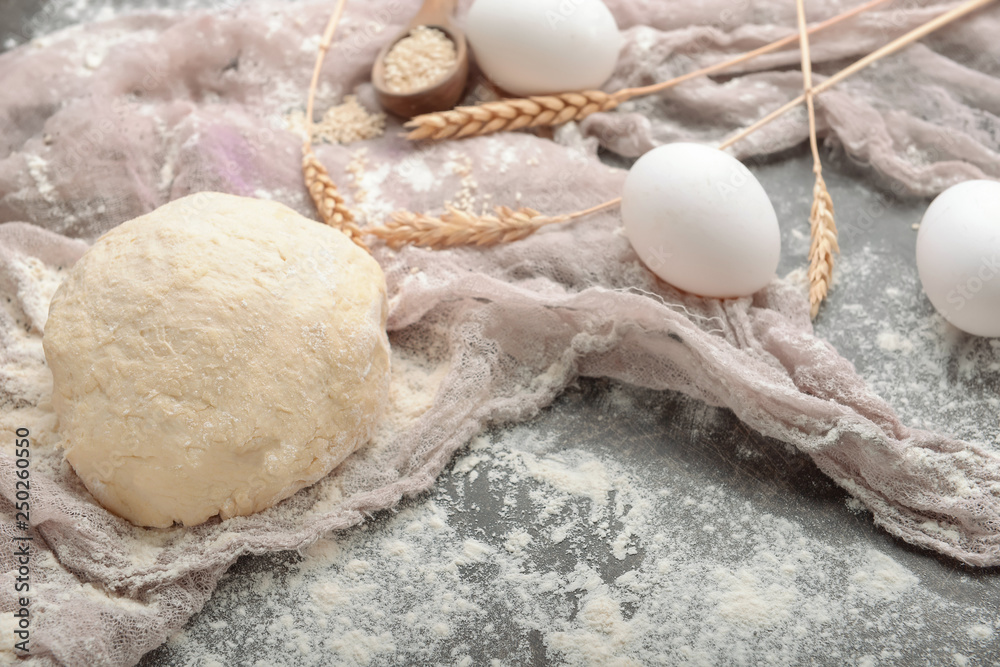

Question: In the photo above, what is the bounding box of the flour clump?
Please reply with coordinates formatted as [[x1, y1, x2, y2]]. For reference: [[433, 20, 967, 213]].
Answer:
[[43, 192, 390, 528]]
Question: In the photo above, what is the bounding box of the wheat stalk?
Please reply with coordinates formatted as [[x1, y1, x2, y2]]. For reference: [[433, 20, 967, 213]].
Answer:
[[404, 0, 894, 141], [302, 147, 368, 250], [796, 0, 838, 319], [405, 91, 622, 141], [299, 0, 371, 251], [808, 175, 839, 318], [366, 198, 620, 249], [721, 0, 996, 150], [367, 206, 566, 249]]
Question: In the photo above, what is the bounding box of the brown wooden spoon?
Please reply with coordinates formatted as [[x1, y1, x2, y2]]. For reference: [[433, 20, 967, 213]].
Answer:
[[371, 0, 469, 119]]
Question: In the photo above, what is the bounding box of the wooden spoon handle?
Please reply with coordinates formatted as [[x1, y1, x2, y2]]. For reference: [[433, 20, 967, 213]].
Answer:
[[411, 0, 459, 27]]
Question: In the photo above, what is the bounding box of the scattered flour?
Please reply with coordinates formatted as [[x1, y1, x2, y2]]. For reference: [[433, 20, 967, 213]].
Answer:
[[876, 331, 915, 354], [0, 259, 67, 478], [819, 244, 1000, 447], [849, 550, 919, 601], [144, 400, 998, 665], [515, 450, 611, 508]]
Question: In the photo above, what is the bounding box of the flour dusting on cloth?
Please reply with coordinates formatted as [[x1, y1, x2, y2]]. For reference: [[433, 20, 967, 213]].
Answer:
[[0, 1, 999, 665]]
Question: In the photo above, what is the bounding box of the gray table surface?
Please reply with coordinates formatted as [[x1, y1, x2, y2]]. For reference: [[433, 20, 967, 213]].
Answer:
[[3, 3, 999, 666]]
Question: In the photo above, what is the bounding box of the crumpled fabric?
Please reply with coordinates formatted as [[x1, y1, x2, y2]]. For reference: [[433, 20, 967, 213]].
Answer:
[[0, 0, 998, 665]]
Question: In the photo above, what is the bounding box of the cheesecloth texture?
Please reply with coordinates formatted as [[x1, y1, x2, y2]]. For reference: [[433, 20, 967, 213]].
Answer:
[[0, 0, 998, 665]]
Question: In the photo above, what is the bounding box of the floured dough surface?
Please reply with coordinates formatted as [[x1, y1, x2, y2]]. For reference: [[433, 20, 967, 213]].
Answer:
[[43, 192, 390, 528]]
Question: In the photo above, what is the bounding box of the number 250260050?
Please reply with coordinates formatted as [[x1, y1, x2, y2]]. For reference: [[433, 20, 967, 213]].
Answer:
[[14, 427, 29, 524]]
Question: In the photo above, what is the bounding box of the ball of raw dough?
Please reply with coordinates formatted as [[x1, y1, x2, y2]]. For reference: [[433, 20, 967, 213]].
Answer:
[[43, 192, 390, 528]]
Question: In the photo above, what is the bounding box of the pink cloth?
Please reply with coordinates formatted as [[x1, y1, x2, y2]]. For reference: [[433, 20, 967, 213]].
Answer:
[[0, 1, 998, 665]]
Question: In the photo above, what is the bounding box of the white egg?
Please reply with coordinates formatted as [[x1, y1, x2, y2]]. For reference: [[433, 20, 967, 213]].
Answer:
[[916, 179, 1000, 337], [464, 0, 622, 97], [621, 143, 782, 299]]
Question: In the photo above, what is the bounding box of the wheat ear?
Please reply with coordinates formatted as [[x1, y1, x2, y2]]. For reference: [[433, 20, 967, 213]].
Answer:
[[300, 0, 370, 250], [302, 148, 368, 250], [368, 206, 567, 249], [808, 175, 838, 318], [367, 199, 620, 250], [796, 0, 838, 319], [405, 91, 623, 140], [404, 0, 893, 141]]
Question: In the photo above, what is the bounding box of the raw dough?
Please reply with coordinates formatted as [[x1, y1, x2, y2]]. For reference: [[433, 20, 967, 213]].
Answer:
[[43, 192, 390, 528]]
